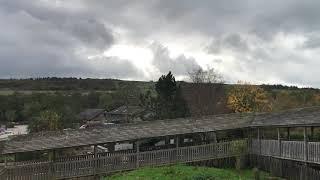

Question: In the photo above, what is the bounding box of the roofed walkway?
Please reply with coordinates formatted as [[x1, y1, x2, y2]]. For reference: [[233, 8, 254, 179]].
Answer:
[[3, 106, 320, 179]]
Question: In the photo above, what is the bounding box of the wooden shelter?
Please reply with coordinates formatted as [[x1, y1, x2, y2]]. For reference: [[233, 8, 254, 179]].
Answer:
[[2, 106, 320, 179]]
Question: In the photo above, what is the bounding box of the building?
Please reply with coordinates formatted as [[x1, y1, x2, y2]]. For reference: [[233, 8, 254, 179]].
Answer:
[[77, 109, 106, 122], [106, 105, 145, 124]]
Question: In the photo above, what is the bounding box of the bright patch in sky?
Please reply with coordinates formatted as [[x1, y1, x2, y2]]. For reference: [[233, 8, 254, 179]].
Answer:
[[104, 44, 154, 78]]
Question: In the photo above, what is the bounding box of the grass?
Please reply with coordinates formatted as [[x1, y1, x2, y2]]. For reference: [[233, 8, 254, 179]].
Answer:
[[104, 165, 279, 180]]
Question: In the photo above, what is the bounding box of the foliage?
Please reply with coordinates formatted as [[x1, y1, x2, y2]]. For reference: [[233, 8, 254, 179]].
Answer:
[[227, 82, 272, 113], [230, 140, 248, 155], [139, 90, 156, 111], [106, 164, 276, 180], [28, 110, 62, 133], [154, 72, 190, 119]]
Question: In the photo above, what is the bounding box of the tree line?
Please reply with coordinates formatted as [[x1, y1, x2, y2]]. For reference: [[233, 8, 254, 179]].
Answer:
[[2, 69, 320, 133]]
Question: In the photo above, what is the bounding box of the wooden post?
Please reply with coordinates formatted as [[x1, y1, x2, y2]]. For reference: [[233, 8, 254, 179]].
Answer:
[[277, 128, 283, 177], [213, 132, 217, 144], [277, 128, 282, 157], [287, 128, 290, 140], [176, 136, 179, 162], [4, 156, 7, 167], [93, 145, 98, 176], [136, 140, 140, 168], [302, 127, 308, 180], [304, 127, 308, 162], [248, 129, 252, 154], [94, 145, 98, 157], [48, 150, 56, 179], [311, 127, 314, 141], [258, 128, 261, 155]]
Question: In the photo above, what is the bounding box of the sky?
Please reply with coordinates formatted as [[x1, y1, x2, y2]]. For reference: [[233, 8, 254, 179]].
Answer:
[[1, 0, 320, 87]]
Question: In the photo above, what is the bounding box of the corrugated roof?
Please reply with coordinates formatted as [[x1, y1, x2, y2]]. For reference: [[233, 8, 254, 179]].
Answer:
[[3, 106, 320, 155]]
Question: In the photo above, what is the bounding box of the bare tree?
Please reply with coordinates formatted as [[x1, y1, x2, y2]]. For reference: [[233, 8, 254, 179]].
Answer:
[[183, 67, 228, 117], [188, 67, 224, 84]]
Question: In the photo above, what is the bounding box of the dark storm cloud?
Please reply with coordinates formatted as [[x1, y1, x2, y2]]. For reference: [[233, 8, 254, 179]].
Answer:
[[1, 0, 320, 86], [0, 0, 142, 79], [206, 34, 249, 54]]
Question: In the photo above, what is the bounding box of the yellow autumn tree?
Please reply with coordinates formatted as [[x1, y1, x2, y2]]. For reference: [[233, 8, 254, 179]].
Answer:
[[227, 81, 272, 113]]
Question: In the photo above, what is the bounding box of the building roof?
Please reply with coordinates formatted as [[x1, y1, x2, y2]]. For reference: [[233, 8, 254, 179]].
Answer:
[[250, 106, 320, 127], [3, 106, 320, 155], [107, 106, 144, 116], [78, 109, 105, 121], [1, 113, 253, 155]]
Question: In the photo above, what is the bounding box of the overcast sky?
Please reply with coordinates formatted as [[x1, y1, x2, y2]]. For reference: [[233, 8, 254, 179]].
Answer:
[[1, 0, 320, 87]]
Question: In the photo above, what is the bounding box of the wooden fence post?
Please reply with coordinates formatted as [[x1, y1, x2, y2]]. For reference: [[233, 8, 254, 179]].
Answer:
[[136, 141, 140, 168], [258, 128, 261, 155], [4, 156, 7, 167], [278, 128, 282, 157], [48, 150, 56, 180], [176, 136, 179, 162], [304, 127, 308, 162], [213, 132, 218, 158], [303, 127, 309, 179], [277, 128, 283, 177], [94, 145, 98, 175], [311, 127, 314, 141]]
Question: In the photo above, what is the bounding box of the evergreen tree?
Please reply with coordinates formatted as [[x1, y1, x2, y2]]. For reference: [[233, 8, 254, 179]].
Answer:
[[154, 72, 189, 119]]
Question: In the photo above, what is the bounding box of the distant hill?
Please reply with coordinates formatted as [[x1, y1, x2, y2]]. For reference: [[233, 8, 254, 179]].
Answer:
[[1, 78, 320, 115], [0, 78, 154, 91]]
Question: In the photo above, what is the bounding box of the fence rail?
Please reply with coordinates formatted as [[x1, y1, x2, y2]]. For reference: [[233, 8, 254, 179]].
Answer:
[[0, 140, 247, 180]]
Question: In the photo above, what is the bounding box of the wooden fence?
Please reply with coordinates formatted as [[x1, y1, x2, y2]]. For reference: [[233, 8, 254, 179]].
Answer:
[[250, 154, 320, 180], [249, 139, 320, 179], [0, 140, 247, 180], [250, 139, 320, 163]]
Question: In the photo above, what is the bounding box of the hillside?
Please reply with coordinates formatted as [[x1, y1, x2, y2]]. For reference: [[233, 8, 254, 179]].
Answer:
[[1, 78, 320, 127], [0, 78, 154, 92]]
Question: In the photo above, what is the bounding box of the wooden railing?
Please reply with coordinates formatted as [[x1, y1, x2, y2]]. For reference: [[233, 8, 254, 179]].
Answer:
[[0, 140, 247, 180], [250, 139, 320, 164]]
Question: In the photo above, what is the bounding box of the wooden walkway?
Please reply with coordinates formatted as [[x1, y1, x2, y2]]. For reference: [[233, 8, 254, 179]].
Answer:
[[0, 140, 247, 180]]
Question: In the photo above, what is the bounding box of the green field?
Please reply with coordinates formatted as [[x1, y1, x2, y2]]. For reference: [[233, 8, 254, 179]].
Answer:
[[105, 165, 279, 180]]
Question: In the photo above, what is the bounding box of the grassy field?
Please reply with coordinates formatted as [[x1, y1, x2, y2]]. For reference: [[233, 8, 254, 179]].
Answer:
[[105, 165, 279, 180]]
